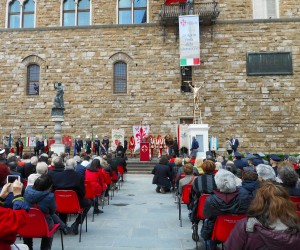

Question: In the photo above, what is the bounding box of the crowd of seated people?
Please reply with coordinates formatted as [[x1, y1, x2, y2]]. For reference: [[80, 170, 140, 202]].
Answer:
[[153, 150, 300, 250], [0, 147, 127, 250]]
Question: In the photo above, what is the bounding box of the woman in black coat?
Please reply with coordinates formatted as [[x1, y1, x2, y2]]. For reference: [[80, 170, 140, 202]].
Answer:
[[152, 157, 172, 193]]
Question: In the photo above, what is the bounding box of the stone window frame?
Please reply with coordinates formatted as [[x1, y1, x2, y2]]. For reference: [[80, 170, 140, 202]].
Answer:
[[108, 52, 133, 94], [6, 0, 36, 29], [22, 55, 45, 96], [252, 0, 279, 19], [117, 0, 148, 24], [61, 0, 92, 26]]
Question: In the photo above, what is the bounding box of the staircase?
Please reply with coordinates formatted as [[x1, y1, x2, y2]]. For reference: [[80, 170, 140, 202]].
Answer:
[[126, 157, 159, 174]]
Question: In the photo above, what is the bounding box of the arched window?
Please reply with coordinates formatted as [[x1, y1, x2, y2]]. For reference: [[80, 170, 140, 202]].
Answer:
[[114, 62, 127, 94], [27, 64, 40, 95], [63, 0, 90, 26], [8, 0, 35, 28], [118, 0, 147, 24]]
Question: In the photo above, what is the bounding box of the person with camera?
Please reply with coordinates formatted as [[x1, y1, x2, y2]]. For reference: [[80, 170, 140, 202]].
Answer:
[[0, 176, 30, 250]]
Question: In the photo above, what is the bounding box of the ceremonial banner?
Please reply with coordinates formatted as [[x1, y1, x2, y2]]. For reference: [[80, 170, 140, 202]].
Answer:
[[26, 137, 36, 147], [111, 129, 125, 152], [177, 124, 189, 150], [179, 15, 200, 66], [133, 125, 150, 152], [140, 142, 150, 161], [48, 139, 55, 149]]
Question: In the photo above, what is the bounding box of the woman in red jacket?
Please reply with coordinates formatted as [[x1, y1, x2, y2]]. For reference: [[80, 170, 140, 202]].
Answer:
[[85, 158, 106, 214], [225, 181, 300, 250], [0, 180, 29, 250]]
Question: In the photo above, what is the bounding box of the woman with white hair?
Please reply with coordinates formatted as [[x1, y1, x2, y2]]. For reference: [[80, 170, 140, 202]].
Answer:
[[201, 169, 250, 250]]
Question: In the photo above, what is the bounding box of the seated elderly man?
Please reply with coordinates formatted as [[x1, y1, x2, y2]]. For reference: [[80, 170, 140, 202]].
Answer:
[[201, 169, 250, 250], [50, 158, 91, 235], [27, 162, 48, 187]]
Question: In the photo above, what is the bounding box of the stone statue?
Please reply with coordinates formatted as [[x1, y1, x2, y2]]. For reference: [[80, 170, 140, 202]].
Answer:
[[189, 82, 204, 101], [53, 82, 64, 109]]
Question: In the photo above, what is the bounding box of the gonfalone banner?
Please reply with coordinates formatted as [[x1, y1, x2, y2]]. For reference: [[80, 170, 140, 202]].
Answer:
[[179, 15, 200, 66]]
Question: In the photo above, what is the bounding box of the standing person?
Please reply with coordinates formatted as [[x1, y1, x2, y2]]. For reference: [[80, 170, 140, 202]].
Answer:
[[231, 136, 239, 153], [94, 135, 100, 156], [15, 138, 24, 157], [190, 136, 199, 158], [128, 136, 135, 158], [85, 136, 92, 155], [102, 136, 109, 153], [225, 181, 300, 250], [164, 135, 174, 157], [34, 137, 41, 156], [123, 137, 128, 158], [156, 134, 164, 158], [173, 137, 179, 157], [224, 137, 232, 156], [75, 135, 83, 155]]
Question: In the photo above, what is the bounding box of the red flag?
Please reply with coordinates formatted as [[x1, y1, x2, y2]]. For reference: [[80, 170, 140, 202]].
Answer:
[[165, 0, 186, 5]]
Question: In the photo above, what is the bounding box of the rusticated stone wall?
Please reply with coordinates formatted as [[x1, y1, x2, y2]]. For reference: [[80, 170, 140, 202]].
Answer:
[[0, 1, 299, 153]]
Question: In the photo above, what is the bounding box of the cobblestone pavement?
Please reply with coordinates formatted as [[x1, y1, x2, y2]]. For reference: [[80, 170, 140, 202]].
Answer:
[[17, 174, 205, 250]]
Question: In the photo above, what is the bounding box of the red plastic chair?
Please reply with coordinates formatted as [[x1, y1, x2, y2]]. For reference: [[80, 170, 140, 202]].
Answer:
[[297, 211, 300, 216], [211, 214, 247, 246], [18, 208, 64, 250], [54, 190, 87, 242], [197, 194, 210, 222], [290, 196, 300, 211], [84, 181, 97, 222], [178, 184, 193, 227]]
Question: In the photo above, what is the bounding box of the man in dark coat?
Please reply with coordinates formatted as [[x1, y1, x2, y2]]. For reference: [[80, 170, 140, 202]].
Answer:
[[75, 136, 83, 155], [152, 157, 172, 193], [230, 137, 239, 152], [94, 135, 100, 156], [49, 157, 91, 235]]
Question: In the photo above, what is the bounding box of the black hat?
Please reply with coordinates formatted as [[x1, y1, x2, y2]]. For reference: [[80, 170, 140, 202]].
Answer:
[[269, 154, 281, 162]]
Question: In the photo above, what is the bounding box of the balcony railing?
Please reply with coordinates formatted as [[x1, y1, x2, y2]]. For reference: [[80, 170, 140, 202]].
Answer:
[[159, 2, 220, 25]]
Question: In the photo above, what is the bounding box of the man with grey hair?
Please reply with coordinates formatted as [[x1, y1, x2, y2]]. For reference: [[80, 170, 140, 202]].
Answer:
[[201, 169, 250, 249], [256, 164, 276, 182], [24, 156, 38, 178], [27, 162, 49, 186], [50, 158, 91, 235]]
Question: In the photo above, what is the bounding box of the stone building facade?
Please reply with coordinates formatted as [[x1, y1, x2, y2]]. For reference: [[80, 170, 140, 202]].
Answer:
[[0, 0, 299, 153]]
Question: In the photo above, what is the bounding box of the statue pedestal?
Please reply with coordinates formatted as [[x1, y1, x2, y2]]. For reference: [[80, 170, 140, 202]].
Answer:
[[51, 110, 65, 155], [188, 124, 209, 159]]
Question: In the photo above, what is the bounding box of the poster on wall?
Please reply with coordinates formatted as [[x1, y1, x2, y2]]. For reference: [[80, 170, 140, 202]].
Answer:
[[111, 129, 125, 152], [133, 125, 150, 152], [179, 15, 200, 66]]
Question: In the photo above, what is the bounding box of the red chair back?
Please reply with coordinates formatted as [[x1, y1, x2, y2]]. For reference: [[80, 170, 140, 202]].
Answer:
[[197, 194, 210, 220], [181, 184, 192, 204], [84, 181, 96, 200], [212, 214, 247, 242], [54, 190, 82, 214], [290, 196, 300, 210], [297, 211, 300, 216], [117, 165, 125, 175], [18, 208, 60, 238], [111, 170, 119, 182]]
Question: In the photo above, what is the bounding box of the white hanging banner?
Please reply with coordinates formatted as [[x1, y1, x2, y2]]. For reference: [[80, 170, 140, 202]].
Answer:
[[179, 15, 200, 66]]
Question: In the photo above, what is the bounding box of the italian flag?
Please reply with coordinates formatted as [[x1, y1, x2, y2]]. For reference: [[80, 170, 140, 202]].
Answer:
[[180, 58, 200, 66], [44, 134, 49, 152]]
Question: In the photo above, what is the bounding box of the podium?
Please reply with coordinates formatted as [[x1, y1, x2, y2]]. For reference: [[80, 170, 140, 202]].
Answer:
[[140, 142, 150, 161]]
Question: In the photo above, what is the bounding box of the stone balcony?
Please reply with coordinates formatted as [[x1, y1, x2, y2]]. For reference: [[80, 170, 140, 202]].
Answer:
[[159, 2, 220, 25]]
